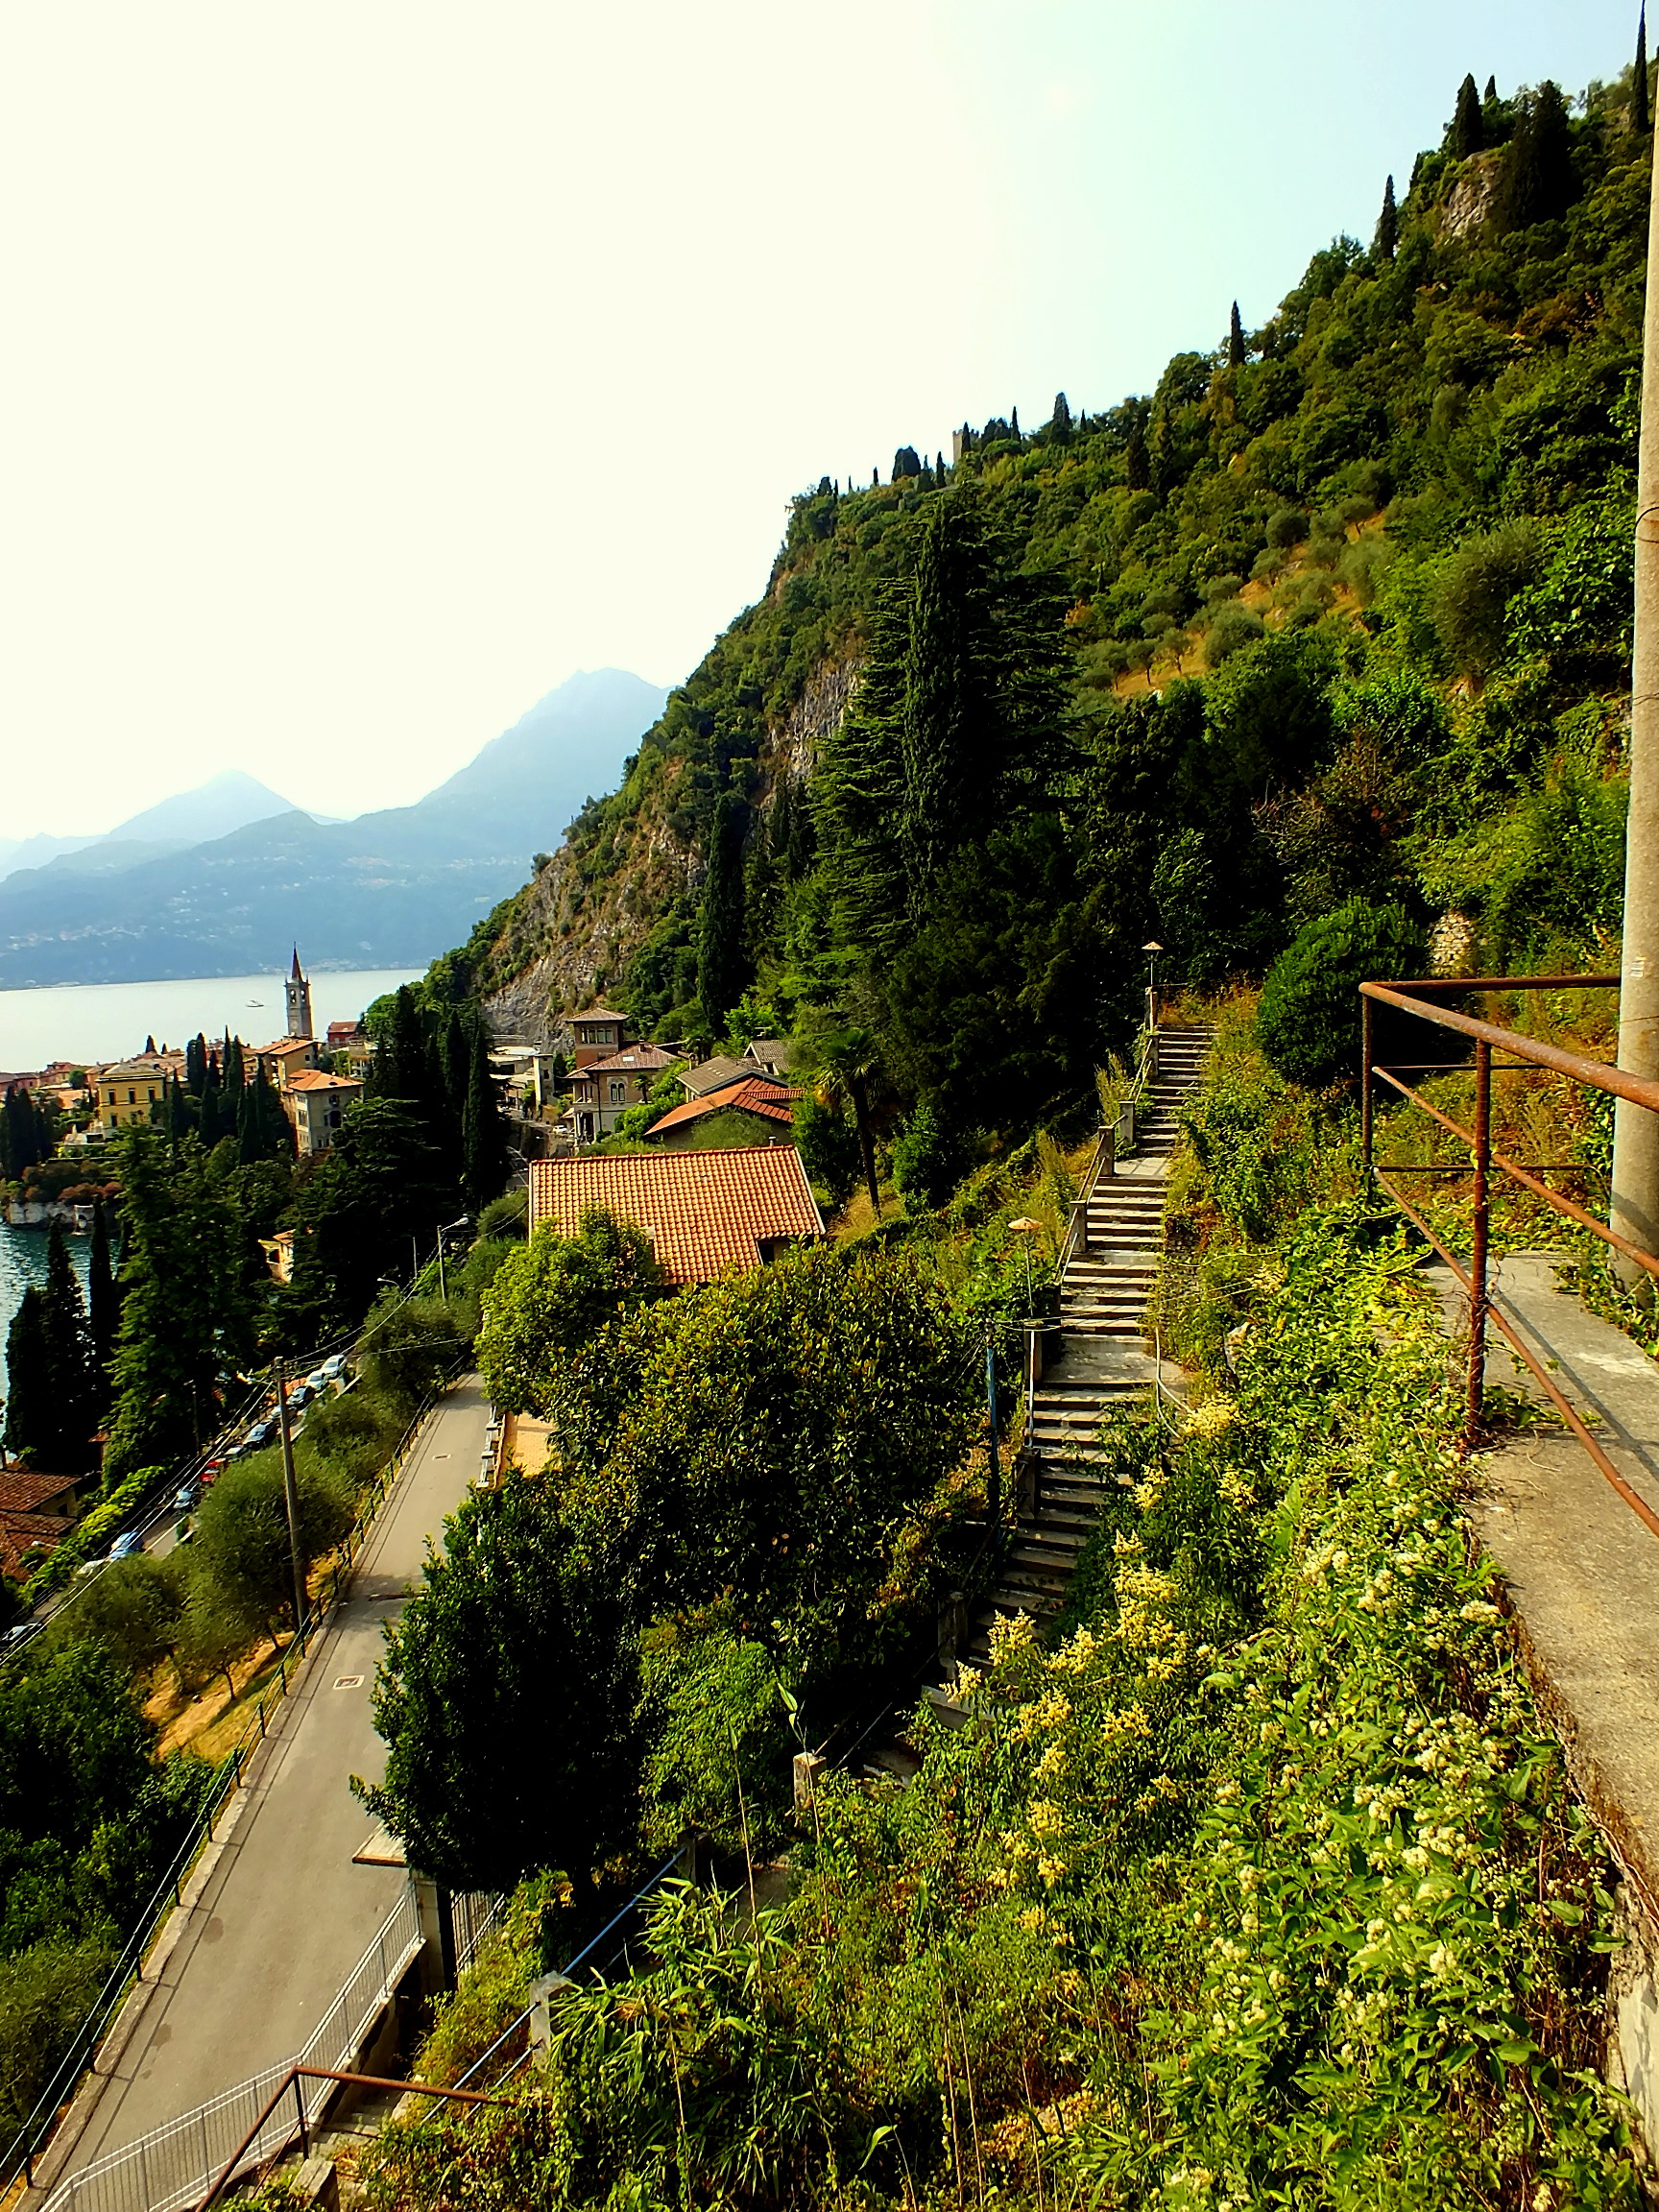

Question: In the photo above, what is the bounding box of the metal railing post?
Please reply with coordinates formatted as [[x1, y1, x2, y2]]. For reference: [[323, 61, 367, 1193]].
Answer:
[[1466, 1037, 1492, 1455], [1360, 991, 1374, 1183], [985, 1340, 1003, 1558], [293, 2068, 309, 2158]]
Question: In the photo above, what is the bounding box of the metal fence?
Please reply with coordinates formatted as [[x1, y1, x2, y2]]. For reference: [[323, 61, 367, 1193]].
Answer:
[[36, 1887, 424, 2212], [1361, 972, 1659, 1532]]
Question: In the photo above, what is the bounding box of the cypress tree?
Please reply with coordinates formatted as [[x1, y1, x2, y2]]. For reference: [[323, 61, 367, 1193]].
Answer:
[[88, 1196, 117, 1405], [1373, 175, 1398, 261], [462, 1024, 509, 1208], [935, 451, 947, 479], [1125, 416, 1151, 492], [41, 1220, 96, 1470], [1637, 4, 1651, 133], [1227, 302, 1246, 367], [697, 791, 750, 1033], [224, 1035, 245, 1092], [1049, 391, 1073, 442], [185, 1033, 206, 1094], [3, 1287, 51, 1465], [1010, 404, 1021, 440], [1450, 73, 1484, 156], [1492, 80, 1577, 231], [238, 1062, 291, 1163]]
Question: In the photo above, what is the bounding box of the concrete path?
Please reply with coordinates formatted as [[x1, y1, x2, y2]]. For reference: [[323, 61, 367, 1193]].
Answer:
[[56, 1379, 489, 2176], [1427, 1254, 1659, 1903]]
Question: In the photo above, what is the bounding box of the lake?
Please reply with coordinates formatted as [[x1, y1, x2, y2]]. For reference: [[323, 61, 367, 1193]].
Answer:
[[0, 968, 421, 1072]]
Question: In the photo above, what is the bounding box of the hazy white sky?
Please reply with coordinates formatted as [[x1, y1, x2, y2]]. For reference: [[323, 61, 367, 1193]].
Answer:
[[0, 1, 1629, 837]]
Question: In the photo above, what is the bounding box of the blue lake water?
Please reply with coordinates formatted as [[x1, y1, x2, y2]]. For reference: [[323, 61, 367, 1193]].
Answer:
[[0, 967, 419, 1391], [0, 968, 420, 1072]]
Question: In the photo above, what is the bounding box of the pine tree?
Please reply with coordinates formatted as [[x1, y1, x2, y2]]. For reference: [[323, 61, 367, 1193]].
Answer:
[[1227, 302, 1246, 367], [697, 791, 750, 1032], [462, 1024, 509, 1209], [88, 1196, 118, 1407], [1637, 4, 1651, 132], [1450, 73, 1484, 156], [1373, 175, 1398, 261], [1049, 391, 1073, 442], [3, 1288, 51, 1465]]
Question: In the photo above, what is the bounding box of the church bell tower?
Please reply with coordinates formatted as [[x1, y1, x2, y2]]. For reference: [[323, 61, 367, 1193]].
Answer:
[[285, 947, 314, 1040]]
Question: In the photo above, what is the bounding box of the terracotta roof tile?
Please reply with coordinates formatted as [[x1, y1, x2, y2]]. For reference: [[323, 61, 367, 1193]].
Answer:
[[0, 1469, 78, 1514], [285, 1070, 362, 1092], [647, 1078, 801, 1137], [528, 1146, 823, 1286]]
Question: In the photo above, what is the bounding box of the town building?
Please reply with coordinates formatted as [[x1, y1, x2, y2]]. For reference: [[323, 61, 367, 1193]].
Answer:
[[280, 1068, 363, 1155], [571, 1043, 678, 1146], [644, 1073, 800, 1149], [0, 1467, 81, 1582], [97, 1056, 171, 1131], [254, 1036, 322, 1088], [678, 1054, 754, 1099], [526, 1145, 824, 1286], [744, 1037, 796, 1079], [285, 948, 315, 1040], [570, 1007, 630, 1067]]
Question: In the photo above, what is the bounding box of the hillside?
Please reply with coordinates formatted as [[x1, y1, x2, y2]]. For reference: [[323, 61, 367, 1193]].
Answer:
[[453, 67, 1641, 1150], [0, 670, 665, 984]]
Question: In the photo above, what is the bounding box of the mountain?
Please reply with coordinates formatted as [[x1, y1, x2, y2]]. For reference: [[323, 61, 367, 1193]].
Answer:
[[469, 65, 1643, 1070], [0, 772, 305, 887], [0, 670, 667, 985], [103, 771, 302, 848]]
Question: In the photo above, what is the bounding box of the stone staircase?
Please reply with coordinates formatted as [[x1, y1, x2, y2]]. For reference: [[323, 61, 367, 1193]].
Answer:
[[965, 1024, 1215, 1661]]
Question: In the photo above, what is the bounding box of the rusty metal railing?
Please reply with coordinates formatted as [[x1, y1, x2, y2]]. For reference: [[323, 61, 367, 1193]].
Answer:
[[1360, 974, 1659, 1538]]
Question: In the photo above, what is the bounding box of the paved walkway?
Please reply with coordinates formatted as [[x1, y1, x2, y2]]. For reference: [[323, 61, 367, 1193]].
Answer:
[[1427, 1254, 1659, 1901], [50, 1380, 489, 2180]]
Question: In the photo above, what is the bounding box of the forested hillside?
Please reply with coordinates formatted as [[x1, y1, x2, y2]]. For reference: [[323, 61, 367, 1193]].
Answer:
[[450, 62, 1642, 1174]]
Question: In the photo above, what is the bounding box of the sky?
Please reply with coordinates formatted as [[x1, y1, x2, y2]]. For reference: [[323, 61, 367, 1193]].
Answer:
[[0, 1, 1634, 838]]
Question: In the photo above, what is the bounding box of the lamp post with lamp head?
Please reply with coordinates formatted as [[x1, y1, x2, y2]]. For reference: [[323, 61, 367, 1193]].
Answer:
[[1142, 941, 1164, 1032]]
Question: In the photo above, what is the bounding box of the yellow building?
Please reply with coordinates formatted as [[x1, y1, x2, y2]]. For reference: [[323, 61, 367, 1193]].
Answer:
[[97, 1057, 170, 1131]]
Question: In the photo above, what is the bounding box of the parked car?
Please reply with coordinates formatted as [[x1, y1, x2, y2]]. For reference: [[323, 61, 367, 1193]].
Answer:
[[244, 1419, 274, 1450], [305, 1369, 328, 1395], [287, 1382, 313, 1411], [173, 1481, 199, 1513], [108, 1530, 141, 1562], [321, 1354, 348, 1382]]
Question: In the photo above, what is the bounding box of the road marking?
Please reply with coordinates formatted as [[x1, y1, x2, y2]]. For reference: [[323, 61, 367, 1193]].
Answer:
[[333, 1675, 365, 1690]]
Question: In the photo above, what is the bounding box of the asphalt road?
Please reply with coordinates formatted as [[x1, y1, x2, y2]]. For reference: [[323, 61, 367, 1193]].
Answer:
[[60, 1378, 489, 2171]]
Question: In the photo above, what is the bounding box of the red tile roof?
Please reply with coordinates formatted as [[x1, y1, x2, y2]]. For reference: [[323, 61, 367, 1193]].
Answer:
[[0, 1468, 78, 1514], [647, 1077, 801, 1138], [0, 1508, 72, 1580], [285, 1069, 362, 1092], [528, 1146, 824, 1286]]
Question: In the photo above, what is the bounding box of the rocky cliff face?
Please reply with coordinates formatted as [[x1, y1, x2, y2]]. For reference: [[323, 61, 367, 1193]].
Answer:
[[482, 653, 859, 1045]]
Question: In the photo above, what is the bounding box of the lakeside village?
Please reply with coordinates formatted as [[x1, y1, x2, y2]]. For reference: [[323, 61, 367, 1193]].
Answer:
[[0, 951, 823, 1584], [1, 950, 807, 1244]]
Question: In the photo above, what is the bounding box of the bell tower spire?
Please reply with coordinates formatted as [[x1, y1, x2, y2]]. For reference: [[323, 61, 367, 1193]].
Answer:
[[284, 947, 314, 1040]]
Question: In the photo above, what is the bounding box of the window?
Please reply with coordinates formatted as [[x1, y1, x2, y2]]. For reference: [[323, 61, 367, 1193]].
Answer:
[[108, 1090, 116, 1105], [127, 1089, 135, 1105], [608, 1080, 626, 1105]]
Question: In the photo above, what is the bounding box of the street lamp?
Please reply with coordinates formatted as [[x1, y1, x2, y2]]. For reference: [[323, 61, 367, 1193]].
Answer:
[[1142, 940, 1164, 1026], [436, 1215, 469, 1303]]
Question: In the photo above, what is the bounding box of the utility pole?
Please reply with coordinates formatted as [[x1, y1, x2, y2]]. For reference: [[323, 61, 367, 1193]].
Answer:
[[1613, 132, 1659, 1292], [273, 1358, 308, 1637]]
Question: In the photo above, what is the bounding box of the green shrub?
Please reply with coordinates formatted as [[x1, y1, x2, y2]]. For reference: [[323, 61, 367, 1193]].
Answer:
[[1432, 520, 1542, 680], [792, 1092, 861, 1210], [1257, 899, 1427, 1087]]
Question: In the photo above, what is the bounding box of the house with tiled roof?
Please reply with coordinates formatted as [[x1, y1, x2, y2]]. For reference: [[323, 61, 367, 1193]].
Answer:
[[572, 1044, 680, 1147], [644, 1075, 802, 1150], [96, 1056, 171, 1131], [680, 1054, 754, 1100], [280, 1068, 363, 1155], [527, 1146, 824, 1286], [744, 1037, 796, 1079], [253, 1036, 322, 1089], [0, 1467, 80, 1581]]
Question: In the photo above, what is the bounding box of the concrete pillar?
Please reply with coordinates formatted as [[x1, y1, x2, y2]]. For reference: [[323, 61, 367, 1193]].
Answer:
[[1612, 139, 1659, 1291]]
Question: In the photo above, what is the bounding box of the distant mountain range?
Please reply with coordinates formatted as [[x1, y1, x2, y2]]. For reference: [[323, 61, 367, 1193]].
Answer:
[[0, 670, 667, 987]]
